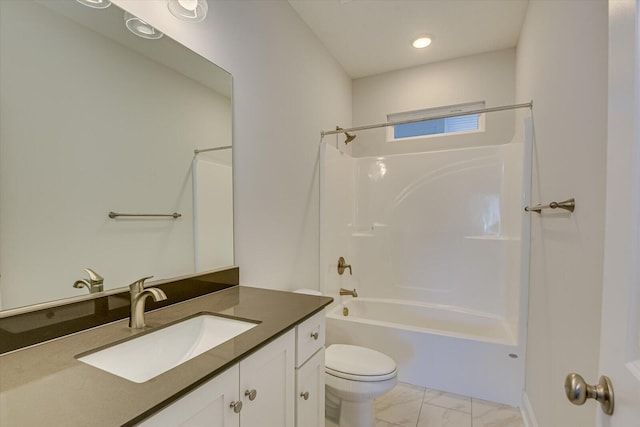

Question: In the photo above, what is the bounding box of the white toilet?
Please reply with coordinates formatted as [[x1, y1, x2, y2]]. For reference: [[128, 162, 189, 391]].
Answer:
[[325, 344, 398, 427], [293, 289, 398, 426]]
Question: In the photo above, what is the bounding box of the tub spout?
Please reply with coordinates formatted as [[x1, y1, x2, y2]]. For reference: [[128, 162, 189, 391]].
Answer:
[[339, 288, 358, 297]]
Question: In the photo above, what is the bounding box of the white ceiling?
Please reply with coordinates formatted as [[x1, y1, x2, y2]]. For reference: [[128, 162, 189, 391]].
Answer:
[[288, 0, 529, 79]]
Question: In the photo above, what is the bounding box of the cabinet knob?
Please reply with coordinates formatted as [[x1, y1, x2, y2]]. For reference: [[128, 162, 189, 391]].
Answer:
[[310, 332, 319, 340], [230, 400, 243, 413], [245, 389, 257, 401], [300, 391, 310, 400]]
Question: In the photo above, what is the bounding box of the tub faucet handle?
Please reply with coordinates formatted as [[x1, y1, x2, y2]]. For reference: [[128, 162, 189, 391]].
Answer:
[[337, 257, 352, 275]]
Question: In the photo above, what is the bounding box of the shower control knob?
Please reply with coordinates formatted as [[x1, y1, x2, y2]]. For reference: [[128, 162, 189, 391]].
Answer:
[[564, 373, 614, 415], [337, 257, 352, 275]]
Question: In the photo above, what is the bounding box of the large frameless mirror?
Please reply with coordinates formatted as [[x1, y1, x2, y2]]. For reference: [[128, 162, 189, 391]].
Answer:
[[0, 0, 233, 311]]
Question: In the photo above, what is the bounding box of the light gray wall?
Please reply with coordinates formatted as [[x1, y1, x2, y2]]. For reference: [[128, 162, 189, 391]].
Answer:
[[351, 48, 516, 157], [516, 1, 608, 426], [112, 0, 352, 291]]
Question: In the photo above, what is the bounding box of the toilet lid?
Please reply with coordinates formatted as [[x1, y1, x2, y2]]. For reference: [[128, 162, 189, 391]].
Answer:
[[325, 344, 397, 381]]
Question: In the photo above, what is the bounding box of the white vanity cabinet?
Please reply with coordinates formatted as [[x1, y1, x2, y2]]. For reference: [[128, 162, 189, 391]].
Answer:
[[138, 364, 240, 427], [138, 330, 295, 427], [239, 329, 295, 426], [295, 311, 326, 427], [296, 346, 325, 427]]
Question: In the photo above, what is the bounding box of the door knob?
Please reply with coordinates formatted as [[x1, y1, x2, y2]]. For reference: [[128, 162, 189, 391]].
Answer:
[[245, 389, 257, 401], [300, 391, 310, 400], [564, 373, 614, 415]]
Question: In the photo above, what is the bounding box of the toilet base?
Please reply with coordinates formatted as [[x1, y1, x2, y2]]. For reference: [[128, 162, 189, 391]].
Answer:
[[338, 399, 375, 427], [325, 386, 341, 424], [326, 377, 397, 427], [324, 344, 398, 427]]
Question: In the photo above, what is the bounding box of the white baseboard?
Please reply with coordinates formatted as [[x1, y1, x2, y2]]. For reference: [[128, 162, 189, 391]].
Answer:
[[521, 391, 539, 427]]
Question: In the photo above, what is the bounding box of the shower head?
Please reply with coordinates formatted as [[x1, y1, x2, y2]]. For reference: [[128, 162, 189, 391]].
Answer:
[[336, 126, 357, 144], [344, 131, 356, 144]]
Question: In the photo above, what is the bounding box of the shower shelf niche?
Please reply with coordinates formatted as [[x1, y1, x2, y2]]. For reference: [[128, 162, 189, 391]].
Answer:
[[348, 222, 389, 237]]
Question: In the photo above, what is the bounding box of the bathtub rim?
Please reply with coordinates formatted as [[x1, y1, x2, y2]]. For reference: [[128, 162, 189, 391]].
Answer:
[[326, 296, 518, 346]]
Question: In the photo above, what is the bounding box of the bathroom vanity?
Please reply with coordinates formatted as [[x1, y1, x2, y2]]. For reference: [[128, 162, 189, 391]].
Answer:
[[0, 285, 331, 426], [138, 310, 326, 426]]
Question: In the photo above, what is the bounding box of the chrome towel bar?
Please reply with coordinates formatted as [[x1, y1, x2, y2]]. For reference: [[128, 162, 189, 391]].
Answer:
[[108, 212, 181, 219], [525, 198, 575, 214]]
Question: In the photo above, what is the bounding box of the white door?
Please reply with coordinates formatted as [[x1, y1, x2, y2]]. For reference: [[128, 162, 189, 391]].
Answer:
[[595, 0, 640, 425]]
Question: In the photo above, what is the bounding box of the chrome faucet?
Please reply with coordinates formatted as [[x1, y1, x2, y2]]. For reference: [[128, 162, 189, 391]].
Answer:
[[73, 268, 104, 294], [129, 276, 167, 329], [339, 288, 358, 297]]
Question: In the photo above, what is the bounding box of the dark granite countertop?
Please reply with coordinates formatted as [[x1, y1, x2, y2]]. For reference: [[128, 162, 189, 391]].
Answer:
[[0, 286, 332, 426]]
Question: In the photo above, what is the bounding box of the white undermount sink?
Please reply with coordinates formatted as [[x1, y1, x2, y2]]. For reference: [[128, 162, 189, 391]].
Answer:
[[77, 313, 259, 383]]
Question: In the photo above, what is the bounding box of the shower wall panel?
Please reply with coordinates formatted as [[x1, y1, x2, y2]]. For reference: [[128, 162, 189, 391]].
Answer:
[[320, 144, 357, 297], [351, 144, 524, 318]]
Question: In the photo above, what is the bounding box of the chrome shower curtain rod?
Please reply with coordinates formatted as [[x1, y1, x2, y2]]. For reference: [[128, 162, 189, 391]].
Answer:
[[321, 101, 533, 137]]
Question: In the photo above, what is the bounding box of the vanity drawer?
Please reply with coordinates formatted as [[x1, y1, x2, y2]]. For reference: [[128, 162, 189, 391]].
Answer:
[[295, 311, 325, 367]]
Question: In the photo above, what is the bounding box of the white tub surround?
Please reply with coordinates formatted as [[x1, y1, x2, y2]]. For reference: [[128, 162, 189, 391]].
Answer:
[[320, 122, 531, 407]]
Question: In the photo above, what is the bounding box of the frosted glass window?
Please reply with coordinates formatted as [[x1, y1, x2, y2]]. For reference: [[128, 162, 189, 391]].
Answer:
[[388, 101, 484, 141]]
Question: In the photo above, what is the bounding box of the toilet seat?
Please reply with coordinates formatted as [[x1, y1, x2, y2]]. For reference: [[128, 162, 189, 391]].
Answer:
[[325, 344, 397, 382]]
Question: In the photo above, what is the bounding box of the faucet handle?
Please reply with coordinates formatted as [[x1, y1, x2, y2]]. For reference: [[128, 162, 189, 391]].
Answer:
[[337, 257, 352, 275], [73, 268, 104, 293], [84, 268, 104, 284], [129, 275, 154, 293]]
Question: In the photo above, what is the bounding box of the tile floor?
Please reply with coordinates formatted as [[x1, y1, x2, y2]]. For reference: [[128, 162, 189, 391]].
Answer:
[[326, 382, 525, 427]]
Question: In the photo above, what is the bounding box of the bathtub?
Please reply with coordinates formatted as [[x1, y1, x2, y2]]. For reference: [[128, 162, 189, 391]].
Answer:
[[325, 297, 525, 406]]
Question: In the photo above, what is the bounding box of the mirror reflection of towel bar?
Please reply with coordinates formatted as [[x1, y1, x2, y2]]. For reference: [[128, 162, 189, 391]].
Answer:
[[108, 212, 181, 219], [525, 198, 575, 214]]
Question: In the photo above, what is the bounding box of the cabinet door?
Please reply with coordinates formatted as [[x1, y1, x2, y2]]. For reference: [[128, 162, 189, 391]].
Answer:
[[240, 330, 295, 427], [296, 349, 325, 427], [138, 365, 240, 427]]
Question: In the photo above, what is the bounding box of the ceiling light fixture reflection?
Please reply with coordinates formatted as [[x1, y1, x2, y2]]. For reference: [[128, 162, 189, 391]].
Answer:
[[124, 12, 164, 40], [412, 36, 432, 49], [368, 159, 387, 182], [76, 0, 111, 9], [168, 0, 208, 23]]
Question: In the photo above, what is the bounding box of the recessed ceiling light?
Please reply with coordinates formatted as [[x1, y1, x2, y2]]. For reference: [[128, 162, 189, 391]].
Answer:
[[412, 36, 432, 49], [168, 0, 208, 23], [124, 12, 164, 40], [76, 0, 111, 9]]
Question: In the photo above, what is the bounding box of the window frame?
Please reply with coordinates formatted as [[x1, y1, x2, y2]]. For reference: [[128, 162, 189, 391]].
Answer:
[[386, 101, 486, 142]]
